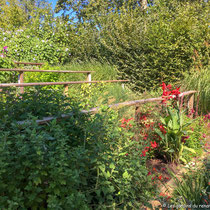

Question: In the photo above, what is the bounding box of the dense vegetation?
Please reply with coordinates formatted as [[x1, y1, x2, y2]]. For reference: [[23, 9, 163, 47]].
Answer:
[[0, 0, 209, 209], [0, 0, 209, 92]]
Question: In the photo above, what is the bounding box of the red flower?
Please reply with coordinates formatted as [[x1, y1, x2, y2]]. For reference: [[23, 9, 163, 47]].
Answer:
[[150, 141, 158, 149], [161, 82, 167, 91], [171, 87, 180, 99], [147, 171, 152, 176], [181, 136, 189, 143], [143, 134, 148, 140], [158, 175, 163, 180], [144, 146, 150, 152], [159, 123, 167, 134], [141, 150, 147, 157], [120, 118, 134, 128], [159, 192, 166, 197], [140, 115, 147, 121]]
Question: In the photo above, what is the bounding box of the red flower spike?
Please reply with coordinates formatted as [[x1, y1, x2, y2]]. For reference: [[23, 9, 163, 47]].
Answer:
[[150, 141, 158, 149]]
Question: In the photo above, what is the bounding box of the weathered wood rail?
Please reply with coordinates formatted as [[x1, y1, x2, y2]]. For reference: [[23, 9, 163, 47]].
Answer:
[[17, 90, 196, 125], [0, 68, 94, 94], [0, 67, 128, 94], [14, 61, 44, 66]]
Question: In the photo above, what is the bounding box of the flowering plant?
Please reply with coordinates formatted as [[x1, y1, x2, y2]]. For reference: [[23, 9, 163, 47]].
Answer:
[[155, 83, 196, 163]]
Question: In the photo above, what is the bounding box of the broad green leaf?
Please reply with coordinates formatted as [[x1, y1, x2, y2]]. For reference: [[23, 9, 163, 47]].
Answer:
[[123, 171, 130, 179]]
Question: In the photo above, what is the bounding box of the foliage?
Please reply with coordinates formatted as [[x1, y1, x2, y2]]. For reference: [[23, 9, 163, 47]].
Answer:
[[183, 67, 210, 114], [0, 0, 52, 30], [0, 88, 75, 121], [0, 90, 157, 209], [100, 0, 209, 92], [0, 49, 16, 82], [182, 115, 207, 162], [55, 0, 148, 21], [135, 82, 202, 164], [0, 22, 72, 64], [170, 161, 210, 208], [155, 104, 196, 163]]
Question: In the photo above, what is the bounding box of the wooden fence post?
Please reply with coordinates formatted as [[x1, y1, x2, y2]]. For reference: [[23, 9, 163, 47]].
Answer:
[[87, 73, 91, 84], [64, 84, 69, 96], [135, 105, 141, 123], [188, 93, 194, 118], [18, 72, 24, 94]]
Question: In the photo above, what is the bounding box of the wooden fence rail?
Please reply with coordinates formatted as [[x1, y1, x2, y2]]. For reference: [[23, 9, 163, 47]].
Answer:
[[0, 67, 128, 94], [17, 90, 196, 125], [14, 62, 44, 66], [0, 68, 94, 94]]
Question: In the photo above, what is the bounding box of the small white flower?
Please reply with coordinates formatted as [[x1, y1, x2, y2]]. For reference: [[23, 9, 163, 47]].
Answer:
[[42, 40, 45, 42], [65, 48, 69, 51], [15, 49, 17, 52]]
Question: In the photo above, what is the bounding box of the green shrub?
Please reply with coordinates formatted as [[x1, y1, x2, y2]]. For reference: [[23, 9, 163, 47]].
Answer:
[[0, 55, 17, 83], [101, 0, 209, 92], [0, 90, 157, 209]]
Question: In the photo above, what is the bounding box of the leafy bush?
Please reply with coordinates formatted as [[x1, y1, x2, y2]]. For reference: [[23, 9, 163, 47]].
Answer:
[[0, 51, 17, 83], [0, 19, 72, 65], [0, 90, 157, 209], [101, 0, 209, 92], [0, 88, 75, 121]]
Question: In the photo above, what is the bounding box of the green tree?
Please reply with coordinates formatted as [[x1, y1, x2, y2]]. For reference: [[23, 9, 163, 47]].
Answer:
[[0, 0, 52, 30], [55, 0, 149, 22]]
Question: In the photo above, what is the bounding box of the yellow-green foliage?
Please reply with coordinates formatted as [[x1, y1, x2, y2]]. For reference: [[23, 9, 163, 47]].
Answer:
[[183, 67, 210, 114]]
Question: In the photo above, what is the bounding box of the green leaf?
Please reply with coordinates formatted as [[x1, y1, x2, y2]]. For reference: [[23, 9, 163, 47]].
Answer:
[[179, 157, 187, 164], [109, 163, 115, 169], [123, 170, 130, 179], [183, 146, 196, 153]]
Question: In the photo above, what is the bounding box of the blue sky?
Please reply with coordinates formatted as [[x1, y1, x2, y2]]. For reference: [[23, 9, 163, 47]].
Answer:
[[48, 0, 64, 17], [48, 0, 57, 10]]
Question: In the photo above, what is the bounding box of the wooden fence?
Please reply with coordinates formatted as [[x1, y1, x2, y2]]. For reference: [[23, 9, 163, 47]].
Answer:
[[17, 90, 196, 125], [0, 62, 128, 94]]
